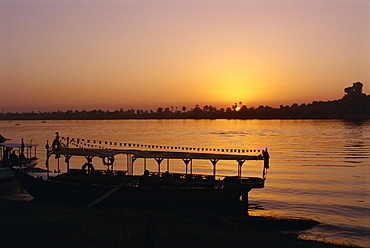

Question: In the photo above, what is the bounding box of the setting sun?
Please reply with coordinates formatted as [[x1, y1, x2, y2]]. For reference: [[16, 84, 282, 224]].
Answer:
[[235, 106, 241, 111]]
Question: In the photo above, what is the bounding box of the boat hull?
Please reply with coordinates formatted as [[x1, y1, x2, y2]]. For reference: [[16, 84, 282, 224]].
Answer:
[[12, 168, 253, 207], [0, 167, 14, 181], [0, 167, 19, 197]]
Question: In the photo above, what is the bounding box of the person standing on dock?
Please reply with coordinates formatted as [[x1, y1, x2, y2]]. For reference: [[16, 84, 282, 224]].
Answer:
[[52, 132, 61, 150]]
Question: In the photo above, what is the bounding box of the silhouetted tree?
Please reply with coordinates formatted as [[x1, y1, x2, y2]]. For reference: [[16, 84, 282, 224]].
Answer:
[[342, 82, 369, 116], [156, 107, 163, 114], [193, 105, 202, 114], [232, 103, 237, 111], [239, 105, 248, 112], [1, 82, 368, 120], [345, 82, 363, 96]]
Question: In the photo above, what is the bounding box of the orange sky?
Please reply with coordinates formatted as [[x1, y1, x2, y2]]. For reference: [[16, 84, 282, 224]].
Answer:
[[1, 0, 369, 113]]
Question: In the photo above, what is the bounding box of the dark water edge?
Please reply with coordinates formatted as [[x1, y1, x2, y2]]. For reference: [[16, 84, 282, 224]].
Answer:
[[0, 198, 363, 248]]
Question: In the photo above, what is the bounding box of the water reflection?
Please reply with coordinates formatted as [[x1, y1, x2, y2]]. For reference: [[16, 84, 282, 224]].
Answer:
[[1, 119, 369, 247], [343, 119, 369, 127], [341, 121, 369, 165]]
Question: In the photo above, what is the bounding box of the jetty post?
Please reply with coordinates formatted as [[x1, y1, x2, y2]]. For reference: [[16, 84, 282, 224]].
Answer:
[[210, 159, 219, 177]]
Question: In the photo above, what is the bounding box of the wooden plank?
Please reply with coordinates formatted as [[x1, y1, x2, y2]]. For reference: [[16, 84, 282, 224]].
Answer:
[[86, 178, 132, 208]]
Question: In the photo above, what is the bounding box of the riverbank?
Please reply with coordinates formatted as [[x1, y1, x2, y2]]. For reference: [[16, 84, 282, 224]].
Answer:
[[0, 199, 361, 248]]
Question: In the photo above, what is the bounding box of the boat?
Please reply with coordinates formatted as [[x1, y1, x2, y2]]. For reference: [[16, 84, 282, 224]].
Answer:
[[0, 140, 39, 169], [12, 133, 270, 208], [0, 136, 39, 194]]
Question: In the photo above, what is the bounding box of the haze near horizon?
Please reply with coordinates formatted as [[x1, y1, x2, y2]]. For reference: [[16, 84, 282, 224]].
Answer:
[[1, 0, 369, 113]]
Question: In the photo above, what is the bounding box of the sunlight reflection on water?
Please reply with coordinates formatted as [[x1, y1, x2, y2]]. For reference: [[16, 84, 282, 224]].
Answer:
[[1, 119, 369, 247]]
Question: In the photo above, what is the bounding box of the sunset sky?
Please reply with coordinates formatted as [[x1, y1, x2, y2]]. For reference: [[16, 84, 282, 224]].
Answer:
[[1, 0, 369, 113]]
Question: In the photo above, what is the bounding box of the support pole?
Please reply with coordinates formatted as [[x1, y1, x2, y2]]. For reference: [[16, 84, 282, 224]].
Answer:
[[65, 155, 71, 173], [237, 160, 245, 179], [210, 159, 219, 177], [126, 154, 129, 174], [154, 158, 164, 173], [45, 140, 50, 180], [131, 156, 138, 175], [57, 157, 60, 174], [182, 159, 191, 175], [126, 154, 134, 175]]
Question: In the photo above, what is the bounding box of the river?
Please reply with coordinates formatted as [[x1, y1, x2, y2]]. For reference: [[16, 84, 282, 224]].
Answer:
[[1, 119, 369, 247]]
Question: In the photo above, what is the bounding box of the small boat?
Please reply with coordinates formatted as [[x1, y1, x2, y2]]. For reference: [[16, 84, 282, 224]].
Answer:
[[0, 136, 38, 191], [0, 140, 39, 169], [13, 133, 270, 208]]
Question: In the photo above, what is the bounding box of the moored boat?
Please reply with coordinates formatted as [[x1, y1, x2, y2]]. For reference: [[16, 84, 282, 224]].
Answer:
[[1, 136, 39, 195], [0, 139, 39, 169], [13, 133, 270, 208]]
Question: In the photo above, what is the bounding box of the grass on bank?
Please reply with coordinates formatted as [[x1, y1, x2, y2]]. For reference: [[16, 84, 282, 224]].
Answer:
[[0, 200, 361, 248]]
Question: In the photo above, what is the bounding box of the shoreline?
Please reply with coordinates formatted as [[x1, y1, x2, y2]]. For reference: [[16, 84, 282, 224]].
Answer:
[[0, 198, 362, 248], [1, 117, 370, 120]]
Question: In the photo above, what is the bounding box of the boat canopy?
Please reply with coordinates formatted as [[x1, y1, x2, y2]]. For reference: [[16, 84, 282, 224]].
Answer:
[[47, 133, 269, 179], [52, 148, 264, 161], [0, 143, 38, 148]]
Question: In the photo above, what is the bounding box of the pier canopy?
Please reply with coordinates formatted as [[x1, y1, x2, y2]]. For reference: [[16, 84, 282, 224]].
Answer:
[[130, 150, 264, 161], [51, 148, 264, 162], [48, 133, 269, 178]]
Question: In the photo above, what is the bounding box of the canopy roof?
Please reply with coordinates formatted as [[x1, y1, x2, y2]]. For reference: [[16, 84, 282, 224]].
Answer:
[[52, 148, 264, 161], [0, 143, 38, 148]]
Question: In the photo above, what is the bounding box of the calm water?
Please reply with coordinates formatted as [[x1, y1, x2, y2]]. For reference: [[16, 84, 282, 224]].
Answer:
[[1, 119, 369, 247]]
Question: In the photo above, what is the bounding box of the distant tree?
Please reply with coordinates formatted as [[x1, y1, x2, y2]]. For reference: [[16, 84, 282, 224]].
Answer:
[[193, 105, 202, 114], [240, 105, 248, 112], [343, 82, 368, 115], [232, 103, 237, 111], [345, 82, 363, 96], [209, 105, 217, 112], [156, 107, 163, 114], [291, 103, 299, 109]]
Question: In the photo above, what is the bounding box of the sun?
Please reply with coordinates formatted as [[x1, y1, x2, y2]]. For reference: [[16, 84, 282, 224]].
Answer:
[[235, 106, 241, 111]]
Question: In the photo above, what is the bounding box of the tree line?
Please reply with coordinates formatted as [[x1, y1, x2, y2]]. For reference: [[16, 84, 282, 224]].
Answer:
[[1, 82, 369, 120]]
